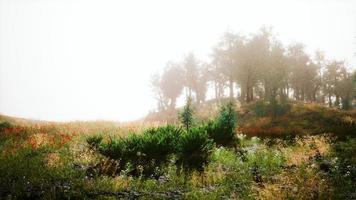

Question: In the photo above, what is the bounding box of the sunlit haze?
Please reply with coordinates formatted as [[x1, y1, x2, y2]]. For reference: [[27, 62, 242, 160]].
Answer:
[[1, 0, 355, 121]]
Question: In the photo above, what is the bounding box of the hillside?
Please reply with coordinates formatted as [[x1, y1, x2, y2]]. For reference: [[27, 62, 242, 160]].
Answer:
[[238, 101, 356, 137], [0, 103, 355, 199], [145, 101, 356, 137]]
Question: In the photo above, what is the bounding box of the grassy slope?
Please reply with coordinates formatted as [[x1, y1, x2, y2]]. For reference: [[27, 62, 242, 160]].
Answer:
[[145, 101, 356, 137], [0, 103, 355, 199], [238, 102, 356, 137]]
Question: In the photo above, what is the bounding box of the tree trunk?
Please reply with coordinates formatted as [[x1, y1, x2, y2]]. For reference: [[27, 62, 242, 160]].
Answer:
[[218, 82, 222, 100], [250, 86, 254, 102], [312, 90, 316, 102], [286, 84, 289, 99], [246, 82, 250, 103], [229, 79, 234, 99], [214, 81, 218, 101], [236, 84, 240, 100], [264, 80, 269, 99], [170, 98, 176, 110], [335, 95, 340, 108], [241, 84, 246, 103], [295, 88, 299, 101]]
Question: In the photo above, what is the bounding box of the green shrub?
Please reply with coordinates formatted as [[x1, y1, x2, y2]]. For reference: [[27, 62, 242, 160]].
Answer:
[[176, 127, 214, 174], [86, 135, 103, 149], [179, 97, 195, 132], [0, 121, 13, 130], [252, 100, 291, 117], [205, 101, 237, 147], [274, 102, 291, 116], [254, 101, 269, 117], [132, 125, 182, 176], [139, 125, 181, 161], [98, 138, 126, 160], [341, 98, 351, 110], [98, 125, 182, 177]]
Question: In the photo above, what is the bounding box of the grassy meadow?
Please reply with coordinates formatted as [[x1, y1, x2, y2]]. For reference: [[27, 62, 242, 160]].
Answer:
[[0, 102, 355, 200]]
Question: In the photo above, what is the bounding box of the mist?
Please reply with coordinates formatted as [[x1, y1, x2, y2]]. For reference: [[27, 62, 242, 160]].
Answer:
[[1, 0, 355, 121]]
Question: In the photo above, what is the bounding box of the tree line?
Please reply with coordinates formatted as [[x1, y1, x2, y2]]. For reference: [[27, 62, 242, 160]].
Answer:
[[151, 27, 356, 111]]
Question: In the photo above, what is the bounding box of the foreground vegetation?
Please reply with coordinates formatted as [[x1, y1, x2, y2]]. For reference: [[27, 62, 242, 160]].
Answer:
[[0, 102, 355, 199]]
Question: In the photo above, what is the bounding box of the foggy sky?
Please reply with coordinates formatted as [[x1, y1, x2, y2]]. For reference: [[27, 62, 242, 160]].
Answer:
[[1, 0, 355, 121]]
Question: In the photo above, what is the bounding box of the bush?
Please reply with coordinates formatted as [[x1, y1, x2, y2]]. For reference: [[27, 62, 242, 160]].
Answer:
[[205, 101, 237, 147], [98, 124, 215, 177], [86, 135, 103, 149], [179, 97, 195, 132], [176, 127, 214, 174], [0, 121, 13, 130], [139, 125, 181, 161], [98, 138, 126, 160], [95, 101, 238, 178], [132, 125, 182, 176], [274, 102, 291, 116], [97, 125, 182, 177], [254, 101, 269, 117], [252, 100, 290, 117]]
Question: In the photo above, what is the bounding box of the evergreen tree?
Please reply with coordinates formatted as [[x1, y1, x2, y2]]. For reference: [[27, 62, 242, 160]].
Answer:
[[179, 97, 195, 132]]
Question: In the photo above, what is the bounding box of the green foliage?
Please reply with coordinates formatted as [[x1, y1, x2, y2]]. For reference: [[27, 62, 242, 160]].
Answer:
[[254, 100, 269, 117], [207, 147, 254, 198], [97, 124, 214, 177], [86, 135, 103, 149], [216, 101, 237, 137], [139, 126, 180, 159], [176, 127, 214, 174], [253, 100, 291, 117], [327, 138, 356, 199], [341, 98, 351, 110], [0, 121, 13, 130], [275, 102, 291, 116], [98, 138, 126, 160], [205, 101, 237, 147], [0, 147, 85, 199], [132, 125, 182, 176], [98, 125, 182, 177], [179, 97, 195, 131], [246, 148, 285, 178]]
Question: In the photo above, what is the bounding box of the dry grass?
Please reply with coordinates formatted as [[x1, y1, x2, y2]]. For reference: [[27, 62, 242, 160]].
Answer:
[[282, 135, 331, 166], [45, 153, 61, 168], [256, 166, 332, 200], [254, 135, 334, 199]]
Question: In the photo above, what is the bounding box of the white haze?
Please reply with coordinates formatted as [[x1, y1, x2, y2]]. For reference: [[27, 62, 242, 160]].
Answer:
[[0, 0, 355, 121]]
